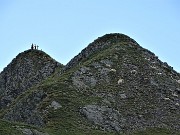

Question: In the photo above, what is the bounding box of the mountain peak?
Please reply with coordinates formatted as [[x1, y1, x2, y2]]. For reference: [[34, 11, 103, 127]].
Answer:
[[93, 33, 137, 44], [65, 33, 138, 70], [0, 49, 61, 109]]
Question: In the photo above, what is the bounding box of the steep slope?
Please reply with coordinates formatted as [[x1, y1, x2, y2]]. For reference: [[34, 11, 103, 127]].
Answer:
[[0, 49, 62, 110], [64, 33, 137, 71], [1, 34, 180, 135]]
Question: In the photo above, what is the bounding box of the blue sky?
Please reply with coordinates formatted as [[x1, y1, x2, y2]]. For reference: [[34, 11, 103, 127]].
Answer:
[[0, 0, 180, 72]]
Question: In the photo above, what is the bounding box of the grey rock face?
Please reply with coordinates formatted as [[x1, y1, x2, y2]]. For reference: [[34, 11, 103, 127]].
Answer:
[[21, 128, 33, 135], [21, 128, 49, 135], [119, 93, 127, 99], [32, 129, 49, 135], [80, 105, 122, 132], [4, 90, 47, 127], [72, 61, 114, 90], [0, 49, 60, 109], [72, 67, 97, 89], [49, 101, 62, 110]]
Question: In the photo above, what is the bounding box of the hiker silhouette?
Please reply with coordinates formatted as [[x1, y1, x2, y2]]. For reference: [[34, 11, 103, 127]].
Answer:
[[31, 44, 39, 50], [31, 44, 34, 49]]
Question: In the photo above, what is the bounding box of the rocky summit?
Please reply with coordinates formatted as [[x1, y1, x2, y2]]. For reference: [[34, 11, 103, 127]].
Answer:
[[0, 49, 61, 109], [0, 33, 180, 135]]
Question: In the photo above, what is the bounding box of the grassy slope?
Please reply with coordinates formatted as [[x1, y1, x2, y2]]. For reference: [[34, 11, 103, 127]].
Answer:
[[0, 120, 23, 135], [0, 119, 179, 135]]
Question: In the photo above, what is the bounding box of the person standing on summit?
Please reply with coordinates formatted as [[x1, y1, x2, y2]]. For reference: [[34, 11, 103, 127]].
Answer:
[[31, 44, 39, 50], [31, 43, 34, 49]]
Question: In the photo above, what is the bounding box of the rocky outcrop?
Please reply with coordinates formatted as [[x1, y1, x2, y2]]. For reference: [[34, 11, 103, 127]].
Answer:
[[48, 101, 62, 110], [80, 105, 122, 132], [0, 49, 61, 109], [72, 60, 114, 90], [4, 90, 46, 127], [19, 128, 49, 135]]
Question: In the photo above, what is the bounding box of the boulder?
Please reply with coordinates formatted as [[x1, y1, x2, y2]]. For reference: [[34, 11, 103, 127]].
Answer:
[[80, 105, 122, 132]]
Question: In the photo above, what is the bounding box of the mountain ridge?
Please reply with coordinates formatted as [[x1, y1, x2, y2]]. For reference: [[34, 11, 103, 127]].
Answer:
[[0, 33, 180, 135]]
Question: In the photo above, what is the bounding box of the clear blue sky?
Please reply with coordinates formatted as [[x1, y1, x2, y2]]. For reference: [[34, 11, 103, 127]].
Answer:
[[0, 0, 180, 72]]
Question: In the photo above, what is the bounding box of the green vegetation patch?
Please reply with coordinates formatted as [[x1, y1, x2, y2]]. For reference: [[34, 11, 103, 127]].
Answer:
[[133, 128, 180, 135], [0, 120, 23, 135]]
